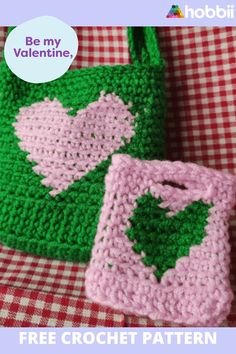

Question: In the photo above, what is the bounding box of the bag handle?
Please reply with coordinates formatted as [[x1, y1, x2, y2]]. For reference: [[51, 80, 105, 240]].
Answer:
[[127, 27, 161, 65]]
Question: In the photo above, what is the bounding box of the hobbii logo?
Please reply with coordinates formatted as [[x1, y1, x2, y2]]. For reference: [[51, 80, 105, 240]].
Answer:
[[185, 4, 234, 19]]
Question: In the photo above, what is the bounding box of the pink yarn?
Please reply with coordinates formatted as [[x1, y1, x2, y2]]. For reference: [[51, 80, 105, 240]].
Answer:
[[85, 154, 236, 326], [13, 92, 135, 196]]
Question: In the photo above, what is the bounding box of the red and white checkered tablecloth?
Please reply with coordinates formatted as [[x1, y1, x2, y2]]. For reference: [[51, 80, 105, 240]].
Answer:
[[0, 26, 235, 327]]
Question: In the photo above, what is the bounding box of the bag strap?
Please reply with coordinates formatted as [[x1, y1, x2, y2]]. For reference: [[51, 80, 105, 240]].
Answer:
[[127, 27, 161, 65]]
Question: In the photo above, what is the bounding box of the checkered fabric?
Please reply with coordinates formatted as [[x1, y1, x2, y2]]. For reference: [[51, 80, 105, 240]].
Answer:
[[0, 26, 235, 327], [0, 27, 6, 61], [0, 248, 124, 327], [73, 27, 129, 68], [0, 286, 124, 327]]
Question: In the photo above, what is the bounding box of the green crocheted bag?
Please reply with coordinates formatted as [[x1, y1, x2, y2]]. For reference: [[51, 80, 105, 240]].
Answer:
[[0, 27, 166, 262]]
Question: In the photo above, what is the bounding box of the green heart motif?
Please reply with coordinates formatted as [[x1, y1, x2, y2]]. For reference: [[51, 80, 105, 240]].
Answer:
[[126, 193, 212, 281]]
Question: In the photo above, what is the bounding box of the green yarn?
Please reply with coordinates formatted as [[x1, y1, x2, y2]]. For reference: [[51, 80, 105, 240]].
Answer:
[[0, 28, 166, 262], [126, 193, 212, 280], [127, 27, 161, 65]]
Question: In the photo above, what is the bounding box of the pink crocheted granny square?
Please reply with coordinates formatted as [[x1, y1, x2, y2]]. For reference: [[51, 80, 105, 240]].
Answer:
[[86, 154, 236, 326]]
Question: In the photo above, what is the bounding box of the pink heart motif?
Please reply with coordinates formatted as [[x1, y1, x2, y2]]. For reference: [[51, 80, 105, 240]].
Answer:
[[13, 92, 135, 196]]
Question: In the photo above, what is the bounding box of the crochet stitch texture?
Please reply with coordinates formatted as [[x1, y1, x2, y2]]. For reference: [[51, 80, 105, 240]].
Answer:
[[127, 194, 212, 281], [85, 154, 236, 326], [14, 92, 135, 196], [0, 28, 166, 261]]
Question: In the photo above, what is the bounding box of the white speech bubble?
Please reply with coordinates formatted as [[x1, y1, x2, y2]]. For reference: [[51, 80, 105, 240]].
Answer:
[[4, 16, 78, 83]]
